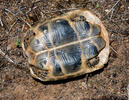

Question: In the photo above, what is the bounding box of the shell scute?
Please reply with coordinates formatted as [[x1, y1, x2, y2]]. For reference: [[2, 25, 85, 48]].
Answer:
[[30, 38, 45, 52], [75, 21, 90, 39], [39, 24, 52, 48], [82, 40, 98, 59], [50, 19, 77, 46], [36, 52, 48, 69], [55, 44, 82, 74], [92, 37, 106, 51], [91, 25, 101, 36]]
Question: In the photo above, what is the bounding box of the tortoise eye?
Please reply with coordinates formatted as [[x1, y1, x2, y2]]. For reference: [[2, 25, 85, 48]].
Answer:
[[26, 37, 29, 40], [33, 32, 36, 36]]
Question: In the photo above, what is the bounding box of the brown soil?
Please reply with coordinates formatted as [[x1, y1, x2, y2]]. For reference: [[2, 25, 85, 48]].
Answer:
[[0, 0, 129, 100]]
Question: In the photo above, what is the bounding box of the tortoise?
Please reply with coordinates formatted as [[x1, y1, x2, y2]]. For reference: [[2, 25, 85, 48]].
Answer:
[[21, 9, 109, 81]]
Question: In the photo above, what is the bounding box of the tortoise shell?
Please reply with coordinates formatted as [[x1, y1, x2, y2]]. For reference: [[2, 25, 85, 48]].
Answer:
[[22, 9, 109, 81]]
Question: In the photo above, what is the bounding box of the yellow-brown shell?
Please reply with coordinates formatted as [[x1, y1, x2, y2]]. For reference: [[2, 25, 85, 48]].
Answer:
[[22, 9, 109, 81]]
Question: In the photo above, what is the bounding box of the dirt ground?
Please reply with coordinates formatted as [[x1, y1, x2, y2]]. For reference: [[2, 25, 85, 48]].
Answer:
[[0, 0, 129, 100]]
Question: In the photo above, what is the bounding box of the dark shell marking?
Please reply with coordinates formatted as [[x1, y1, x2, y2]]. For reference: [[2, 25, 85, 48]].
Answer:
[[28, 18, 105, 80], [22, 10, 109, 81]]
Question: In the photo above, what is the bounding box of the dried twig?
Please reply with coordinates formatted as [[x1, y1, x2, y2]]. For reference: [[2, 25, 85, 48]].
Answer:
[[4, 8, 32, 28], [21, 23, 25, 32], [0, 48, 14, 63], [5, 12, 13, 20], [50, 8, 77, 13], [4, 8, 15, 16], [110, 46, 119, 55], [106, 0, 120, 16], [0, 17, 3, 27], [41, 8, 77, 14], [8, 19, 18, 33], [109, 8, 114, 20], [19, 17, 31, 28], [103, 0, 120, 20]]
